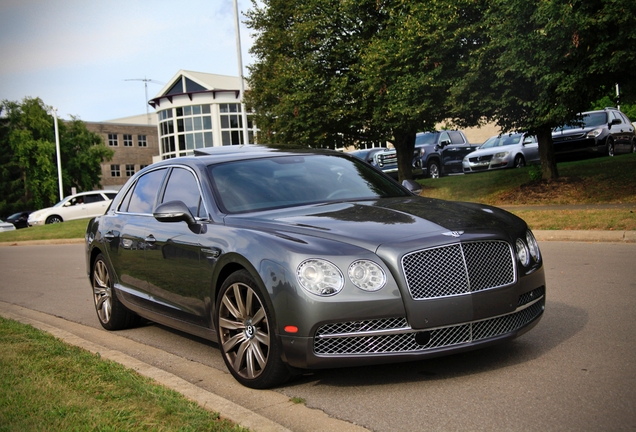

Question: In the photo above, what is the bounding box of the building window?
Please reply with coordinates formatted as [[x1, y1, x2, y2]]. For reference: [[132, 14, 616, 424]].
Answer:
[[220, 103, 245, 146], [125, 164, 135, 176], [111, 164, 120, 177], [123, 134, 133, 146], [175, 104, 213, 152], [108, 134, 118, 146], [138, 135, 147, 147]]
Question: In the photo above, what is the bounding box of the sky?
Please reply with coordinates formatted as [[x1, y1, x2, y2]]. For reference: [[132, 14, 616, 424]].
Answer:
[[0, 0, 258, 122]]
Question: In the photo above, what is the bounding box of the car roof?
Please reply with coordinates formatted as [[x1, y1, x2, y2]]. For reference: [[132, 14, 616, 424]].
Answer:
[[177, 145, 344, 166]]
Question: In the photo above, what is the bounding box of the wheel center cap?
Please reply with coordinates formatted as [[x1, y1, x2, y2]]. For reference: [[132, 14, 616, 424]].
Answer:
[[244, 320, 255, 339]]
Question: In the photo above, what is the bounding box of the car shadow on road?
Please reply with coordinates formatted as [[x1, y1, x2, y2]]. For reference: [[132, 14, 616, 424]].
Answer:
[[283, 299, 586, 388]]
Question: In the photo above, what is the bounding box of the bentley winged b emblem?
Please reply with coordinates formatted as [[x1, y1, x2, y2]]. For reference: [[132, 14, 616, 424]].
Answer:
[[442, 230, 464, 238]]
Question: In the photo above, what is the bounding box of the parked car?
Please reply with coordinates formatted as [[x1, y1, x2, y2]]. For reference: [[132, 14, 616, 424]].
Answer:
[[0, 219, 16, 232], [463, 133, 539, 173], [348, 147, 387, 166], [6, 211, 33, 229], [86, 145, 545, 389], [28, 190, 118, 226], [376, 130, 478, 178], [552, 107, 636, 157]]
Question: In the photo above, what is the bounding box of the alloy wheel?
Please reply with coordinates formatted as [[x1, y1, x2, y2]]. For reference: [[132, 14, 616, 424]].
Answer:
[[218, 281, 271, 380], [93, 259, 113, 324]]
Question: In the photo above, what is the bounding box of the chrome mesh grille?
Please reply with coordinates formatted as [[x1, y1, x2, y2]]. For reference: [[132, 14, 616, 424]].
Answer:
[[316, 317, 409, 337], [402, 241, 515, 299], [314, 297, 544, 355]]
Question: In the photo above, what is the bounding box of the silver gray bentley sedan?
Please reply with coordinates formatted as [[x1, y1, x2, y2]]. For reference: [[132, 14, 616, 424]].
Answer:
[[86, 145, 545, 389]]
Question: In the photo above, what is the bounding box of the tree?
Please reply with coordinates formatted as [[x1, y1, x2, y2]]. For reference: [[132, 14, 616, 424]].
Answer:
[[357, 0, 485, 181], [451, 0, 636, 180], [245, 0, 385, 149], [0, 97, 113, 215]]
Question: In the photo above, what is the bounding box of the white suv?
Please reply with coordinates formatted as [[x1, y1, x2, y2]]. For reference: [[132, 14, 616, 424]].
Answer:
[[28, 191, 118, 225]]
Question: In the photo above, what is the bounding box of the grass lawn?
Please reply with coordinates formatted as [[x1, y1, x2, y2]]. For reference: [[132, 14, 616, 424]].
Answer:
[[0, 316, 246, 432]]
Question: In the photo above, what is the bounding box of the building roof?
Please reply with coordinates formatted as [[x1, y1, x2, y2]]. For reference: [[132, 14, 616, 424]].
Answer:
[[154, 70, 243, 97], [101, 113, 157, 126]]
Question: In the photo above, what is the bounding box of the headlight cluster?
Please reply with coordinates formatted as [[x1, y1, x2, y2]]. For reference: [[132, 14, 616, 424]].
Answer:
[[493, 151, 510, 159], [515, 230, 541, 267], [586, 128, 603, 138], [297, 258, 387, 296]]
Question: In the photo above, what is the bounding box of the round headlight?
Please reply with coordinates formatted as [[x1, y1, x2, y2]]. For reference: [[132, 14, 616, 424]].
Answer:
[[526, 230, 540, 262], [515, 238, 530, 267], [297, 259, 344, 296], [348, 260, 387, 292]]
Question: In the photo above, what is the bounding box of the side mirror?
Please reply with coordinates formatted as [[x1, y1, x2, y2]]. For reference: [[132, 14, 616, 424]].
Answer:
[[402, 179, 422, 195], [610, 118, 621, 126], [153, 200, 196, 226], [439, 139, 451, 148]]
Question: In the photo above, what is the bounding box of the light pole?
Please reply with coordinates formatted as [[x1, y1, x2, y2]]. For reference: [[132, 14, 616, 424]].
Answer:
[[233, 0, 250, 145], [52, 108, 64, 201]]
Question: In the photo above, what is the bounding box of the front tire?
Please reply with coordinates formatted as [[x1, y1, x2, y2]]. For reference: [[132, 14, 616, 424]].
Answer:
[[46, 215, 63, 224], [92, 254, 139, 330], [607, 138, 615, 157], [514, 154, 526, 168], [427, 160, 441, 179], [216, 270, 290, 389]]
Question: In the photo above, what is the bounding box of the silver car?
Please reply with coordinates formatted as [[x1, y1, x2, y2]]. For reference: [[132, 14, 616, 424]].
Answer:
[[86, 145, 546, 389], [463, 133, 539, 173]]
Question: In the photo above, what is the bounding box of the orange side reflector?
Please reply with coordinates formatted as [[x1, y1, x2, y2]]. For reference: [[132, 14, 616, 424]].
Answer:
[[284, 325, 298, 333]]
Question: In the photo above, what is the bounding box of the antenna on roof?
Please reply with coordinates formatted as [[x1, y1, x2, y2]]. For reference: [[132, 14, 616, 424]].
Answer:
[[125, 77, 164, 124]]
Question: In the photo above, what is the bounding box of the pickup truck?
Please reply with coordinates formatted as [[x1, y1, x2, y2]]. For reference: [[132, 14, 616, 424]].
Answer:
[[375, 130, 479, 178]]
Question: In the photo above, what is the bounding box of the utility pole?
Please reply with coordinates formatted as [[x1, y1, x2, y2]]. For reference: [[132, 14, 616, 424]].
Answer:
[[233, 0, 250, 145], [52, 108, 64, 201]]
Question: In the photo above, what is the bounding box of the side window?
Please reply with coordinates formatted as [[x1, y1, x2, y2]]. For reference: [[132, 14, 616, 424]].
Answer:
[[610, 111, 622, 124], [439, 131, 450, 144], [448, 131, 465, 144], [162, 167, 203, 217], [83, 193, 105, 204], [126, 168, 167, 214]]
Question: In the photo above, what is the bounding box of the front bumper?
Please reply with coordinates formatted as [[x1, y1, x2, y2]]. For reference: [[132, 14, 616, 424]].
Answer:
[[280, 267, 546, 369]]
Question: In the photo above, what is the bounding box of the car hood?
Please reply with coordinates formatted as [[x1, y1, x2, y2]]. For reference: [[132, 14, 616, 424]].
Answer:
[[466, 146, 517, 158], [225, 197, 525, 252]]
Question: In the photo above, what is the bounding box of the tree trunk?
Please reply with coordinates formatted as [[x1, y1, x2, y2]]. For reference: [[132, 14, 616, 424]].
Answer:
[[394, 129, 417, 183], [536, 126, 559, 180]]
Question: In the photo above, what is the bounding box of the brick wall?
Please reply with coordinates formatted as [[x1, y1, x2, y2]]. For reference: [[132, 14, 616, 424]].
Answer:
[[85, 122, 159, 189]]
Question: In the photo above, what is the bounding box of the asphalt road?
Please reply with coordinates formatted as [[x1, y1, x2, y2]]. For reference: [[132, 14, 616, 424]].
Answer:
[[0, 242, 635, 431]]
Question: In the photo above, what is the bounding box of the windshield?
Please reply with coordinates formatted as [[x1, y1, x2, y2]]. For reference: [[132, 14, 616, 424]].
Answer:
[[415, 132, 440, 145], [560, 112, 608, 130], [208, 154, 410, 213], [480, 133, 523, 149]]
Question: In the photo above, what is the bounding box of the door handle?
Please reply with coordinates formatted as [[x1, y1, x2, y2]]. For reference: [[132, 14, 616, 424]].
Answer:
[[104, 231, 115, 241]]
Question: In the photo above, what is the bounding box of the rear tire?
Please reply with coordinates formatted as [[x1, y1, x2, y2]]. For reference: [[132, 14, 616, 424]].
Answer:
[[216, 270, 290, 389], [92, 254, 139, 330]]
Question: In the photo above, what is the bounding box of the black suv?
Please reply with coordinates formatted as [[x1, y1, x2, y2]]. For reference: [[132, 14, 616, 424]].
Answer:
[[375, 130, 478, 178], [552, 107, 636, 157]]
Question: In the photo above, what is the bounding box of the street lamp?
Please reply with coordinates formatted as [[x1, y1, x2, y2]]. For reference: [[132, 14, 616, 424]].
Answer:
[[52, 108, 64, 201], [233, 0, 250, 145]]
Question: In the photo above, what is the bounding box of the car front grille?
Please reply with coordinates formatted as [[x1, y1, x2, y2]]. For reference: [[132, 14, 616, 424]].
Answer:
[[402, 241, 515, 300], [468, 155, 493, 162], [313, 287, 545, 355]]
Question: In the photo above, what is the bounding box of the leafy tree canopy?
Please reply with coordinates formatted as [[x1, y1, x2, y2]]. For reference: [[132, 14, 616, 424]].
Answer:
[[245, 0, 636, 181], [0, 97, 113, 216]]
